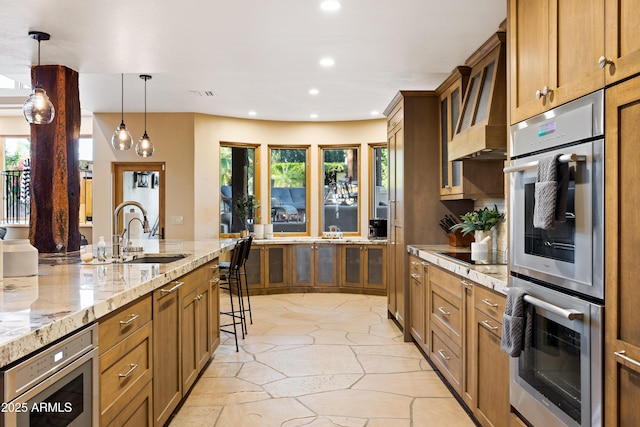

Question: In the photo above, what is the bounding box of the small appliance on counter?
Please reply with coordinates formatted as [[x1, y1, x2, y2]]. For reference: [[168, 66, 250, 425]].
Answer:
[[368, 218, 387, 239]]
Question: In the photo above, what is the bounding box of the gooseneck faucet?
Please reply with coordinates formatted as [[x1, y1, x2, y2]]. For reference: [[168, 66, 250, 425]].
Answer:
[[113, 201, 151, 260]]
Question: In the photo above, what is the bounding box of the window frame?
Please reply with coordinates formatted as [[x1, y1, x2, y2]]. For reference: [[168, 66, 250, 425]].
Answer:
[[219, 141, 261, 237], [319, 145, 361, 236], [369, 142, 388, 221], [268, 145, 310, 236]]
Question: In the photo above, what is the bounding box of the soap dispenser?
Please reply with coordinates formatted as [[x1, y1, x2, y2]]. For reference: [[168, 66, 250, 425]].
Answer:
[[97, 236, 107, 261]]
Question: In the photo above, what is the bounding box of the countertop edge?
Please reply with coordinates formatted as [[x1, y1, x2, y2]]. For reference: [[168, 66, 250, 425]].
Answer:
[[407, 244, 508, 294]]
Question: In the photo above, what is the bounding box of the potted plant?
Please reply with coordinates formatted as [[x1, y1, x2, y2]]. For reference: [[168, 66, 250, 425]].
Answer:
[[234, 195, 260, 236], [450, 205, 505, 244]]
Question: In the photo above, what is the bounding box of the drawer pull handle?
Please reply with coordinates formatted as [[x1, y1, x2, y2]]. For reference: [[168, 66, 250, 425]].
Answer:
[[421, 261, 429, 266], [194, 294, 203, 302], [481, 299, 498, 308], [411, 261, 420, 266], [438, 349, 450, 360], [614, 350, 640, 368], [438, 307, 450, 316], [119, 314, 139, 325], [211, 277, 220, 283], [118, 363, 139, 378], [161, 281, 184, 293], [411, 273, 421, 279], [460, 279, 473, 288], [211, 264, 219, 269], [481, 320, 498, 331]]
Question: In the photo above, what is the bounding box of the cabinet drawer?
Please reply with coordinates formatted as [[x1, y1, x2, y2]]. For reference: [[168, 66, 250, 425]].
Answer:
[[99, 296, 152, 353], [430, 266, 463, 299], [474, 285, 506, 322], [431, 287, 462, 345], [430, 325, 462, 391], [100, 322, 153, 425], [409, 257, 424, 283], [475, 309, 503, 339]]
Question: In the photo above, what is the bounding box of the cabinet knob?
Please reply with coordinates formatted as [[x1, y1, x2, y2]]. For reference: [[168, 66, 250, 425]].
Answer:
[[535, 86, 551, 99], [598, 55, 614, 69]]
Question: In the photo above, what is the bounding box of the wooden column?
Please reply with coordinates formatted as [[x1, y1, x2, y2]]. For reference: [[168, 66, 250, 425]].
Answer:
[[28, 65, 81, 253]]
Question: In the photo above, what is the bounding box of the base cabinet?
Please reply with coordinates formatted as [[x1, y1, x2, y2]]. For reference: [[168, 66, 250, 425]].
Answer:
[[246, 245, 289, 291], [340, 244, 387, 292], [291, 243, 337, 288], [408, 255, 429, 353]]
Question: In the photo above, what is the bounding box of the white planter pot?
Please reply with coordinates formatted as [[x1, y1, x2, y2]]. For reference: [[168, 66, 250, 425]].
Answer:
[[3, 239, 38, 277]]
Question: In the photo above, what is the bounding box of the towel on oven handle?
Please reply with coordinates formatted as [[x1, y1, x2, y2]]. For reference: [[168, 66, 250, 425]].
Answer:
[[533, 154, 569, 230], [501, 287, 533, 357]]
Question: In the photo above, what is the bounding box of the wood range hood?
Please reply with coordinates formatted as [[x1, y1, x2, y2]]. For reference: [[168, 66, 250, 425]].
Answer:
[[448, 31, 507, 161]]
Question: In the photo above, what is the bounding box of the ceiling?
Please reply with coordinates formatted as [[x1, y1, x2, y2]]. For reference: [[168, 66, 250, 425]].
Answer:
[[0, 0, 506, 122]]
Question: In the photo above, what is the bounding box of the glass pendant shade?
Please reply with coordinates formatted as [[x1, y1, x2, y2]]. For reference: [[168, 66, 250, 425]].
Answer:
[[23, 85, 55, 124], [111, 122, 134, 150], [136, 131, 154, 157]]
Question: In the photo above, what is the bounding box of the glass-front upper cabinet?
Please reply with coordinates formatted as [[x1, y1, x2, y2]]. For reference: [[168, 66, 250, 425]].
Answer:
[[370, 144, 388, 220], [220, 144, 258, 235], [269, 147, 309, 235], [321, 146, 359, 234]]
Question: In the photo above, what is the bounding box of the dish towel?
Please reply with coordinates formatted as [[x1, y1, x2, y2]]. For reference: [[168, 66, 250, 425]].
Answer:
[[501, 288, 533, 357], [533, 154, 569, 229]]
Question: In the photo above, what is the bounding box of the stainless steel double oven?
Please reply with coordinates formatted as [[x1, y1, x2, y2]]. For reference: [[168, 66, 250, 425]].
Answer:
[[506, 90, 604, 427]]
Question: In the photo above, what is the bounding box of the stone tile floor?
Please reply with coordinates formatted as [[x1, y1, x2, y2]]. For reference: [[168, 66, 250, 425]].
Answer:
[[169, 292, 476, 427]]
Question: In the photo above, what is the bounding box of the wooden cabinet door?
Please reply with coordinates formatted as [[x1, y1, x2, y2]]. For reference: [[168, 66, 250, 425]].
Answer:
[[210, 272, 221, 354], [315, 244, 337, 287], [462, 281, 475, 409], [605, 76, 640, 427], [292, 244, 314, 287], [548, 0, 605, 109], [245, 246, 264, 290], [605, 0, 640, 84], [509, 0, 552, 123], [181, 286, 199, 393], [363, 245, 386, 291], [409, 256, 425, 345], [340, 245, 363, 288], [266, 245, 288, 288], [153, 280, 183, 427]]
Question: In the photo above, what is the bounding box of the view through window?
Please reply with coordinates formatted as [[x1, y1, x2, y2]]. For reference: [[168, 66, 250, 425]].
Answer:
[[219, 144, 257, 234], [322, 147, 359, 233], [371, 145, 388, 220], [270, 147, 308, 234]]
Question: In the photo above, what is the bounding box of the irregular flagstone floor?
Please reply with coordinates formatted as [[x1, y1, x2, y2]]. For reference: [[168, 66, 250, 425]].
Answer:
[[169, 293, 476, 427]]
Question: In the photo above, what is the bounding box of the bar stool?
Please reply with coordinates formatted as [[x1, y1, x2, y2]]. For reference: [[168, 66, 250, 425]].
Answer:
[[239, 236, 254, 325], [219, 239, 246, 352]]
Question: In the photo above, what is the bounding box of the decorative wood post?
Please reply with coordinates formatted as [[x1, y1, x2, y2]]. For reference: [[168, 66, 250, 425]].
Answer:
[[28, 65, 81, 253]]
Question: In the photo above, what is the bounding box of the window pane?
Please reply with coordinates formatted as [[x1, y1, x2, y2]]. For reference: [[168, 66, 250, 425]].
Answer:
[[270, 148, 307, 234], [220, 145, 257, 234], [2, 138, 31, 224], [371, 146, 388, 220], [322, 147, 358, 233]]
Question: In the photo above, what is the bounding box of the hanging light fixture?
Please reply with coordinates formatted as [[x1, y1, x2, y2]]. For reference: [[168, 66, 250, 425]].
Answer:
[[136, 74, 154, 157], [23, 31, 55, 125], [111, 73, 133, 150]]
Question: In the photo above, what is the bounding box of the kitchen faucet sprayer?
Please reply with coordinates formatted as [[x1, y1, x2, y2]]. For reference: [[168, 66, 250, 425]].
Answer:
[[112, 201, 150, 261]]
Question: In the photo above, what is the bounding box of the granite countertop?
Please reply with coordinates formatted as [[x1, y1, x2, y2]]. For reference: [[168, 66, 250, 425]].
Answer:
[[407, 244, 508, 293], [252, 237, 387, 245], [0, 239, 235, 368]]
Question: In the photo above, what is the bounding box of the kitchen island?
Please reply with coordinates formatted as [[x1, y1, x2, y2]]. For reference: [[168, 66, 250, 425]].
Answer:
[[0, 239, 235, 368]]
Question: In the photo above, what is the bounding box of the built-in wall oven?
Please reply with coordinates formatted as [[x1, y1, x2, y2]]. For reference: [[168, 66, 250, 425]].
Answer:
[[1, 324, 98, 427], [506, 90, 605, 427]]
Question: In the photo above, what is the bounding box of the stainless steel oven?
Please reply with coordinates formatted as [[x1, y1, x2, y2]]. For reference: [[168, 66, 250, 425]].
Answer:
[[509, 276, 603, 427], [1, 324, 99, 427], [507, 90, 604, 300]]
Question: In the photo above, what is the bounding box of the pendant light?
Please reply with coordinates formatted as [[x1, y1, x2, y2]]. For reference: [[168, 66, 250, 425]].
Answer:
[[111, 74, 133, 150], [22, 31, 55, 125], [136, 74, 154, 157]]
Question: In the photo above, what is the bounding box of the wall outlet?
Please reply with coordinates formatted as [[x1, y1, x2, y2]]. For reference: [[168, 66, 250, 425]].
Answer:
[[171, 215, 184, 225]]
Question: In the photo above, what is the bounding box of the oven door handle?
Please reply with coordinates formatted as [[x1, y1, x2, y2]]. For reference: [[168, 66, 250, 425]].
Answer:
[[503, 153, 586, 173], [504, 288, 583, 320]]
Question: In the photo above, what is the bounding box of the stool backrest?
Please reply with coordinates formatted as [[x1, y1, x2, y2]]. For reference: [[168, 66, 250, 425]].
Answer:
[[230, 238, 246, 271], [240, 235, 253, 267]]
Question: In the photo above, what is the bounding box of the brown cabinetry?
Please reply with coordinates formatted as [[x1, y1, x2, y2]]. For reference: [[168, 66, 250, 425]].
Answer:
[[340, 244, 387, 292], [152, 279, 183, 427], [604, 76, 640, 426], [246, 245, 289, 291], [292, 243, 337, 288], [473, 285, 508, 427], [604, 0, 640, 84], [98, 296, 153, 427], [384, 91, 450, 338], [509, 0, 606, 124], [409, 255, 429, 353], [437, 66, 504, 200]]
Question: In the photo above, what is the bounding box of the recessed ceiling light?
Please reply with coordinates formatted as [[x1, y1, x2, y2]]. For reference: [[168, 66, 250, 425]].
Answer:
[[309, 88, 319, 95], [310, 114, 318, 119], [320, 1, 341, 11], [371, 110, 380, 116], [319, 57, 335, 67], [248, 111, 257, 116]]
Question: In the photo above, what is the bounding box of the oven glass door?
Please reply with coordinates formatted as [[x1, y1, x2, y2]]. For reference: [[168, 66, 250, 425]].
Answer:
[[8, 348, 98, 427], [509, 139, 603, 299], [509, 276, 602, 427]]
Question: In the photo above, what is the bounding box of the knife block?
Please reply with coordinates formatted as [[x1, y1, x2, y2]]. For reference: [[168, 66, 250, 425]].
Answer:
[[448, 230, 474, 247]]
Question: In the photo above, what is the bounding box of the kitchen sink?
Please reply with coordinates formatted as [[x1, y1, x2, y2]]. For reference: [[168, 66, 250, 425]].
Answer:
[[123, 253, 188, 264]]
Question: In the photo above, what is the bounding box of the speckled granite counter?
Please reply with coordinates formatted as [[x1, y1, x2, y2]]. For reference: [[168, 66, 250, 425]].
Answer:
[[0, 239, 235, 368], [251, 237, 387, 245], [407, 244, 508, 293]]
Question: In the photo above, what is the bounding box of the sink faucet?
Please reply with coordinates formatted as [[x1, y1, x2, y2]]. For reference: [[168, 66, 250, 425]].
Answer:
[[122, 216, 146, 253], [113, 201, 151, 260]]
